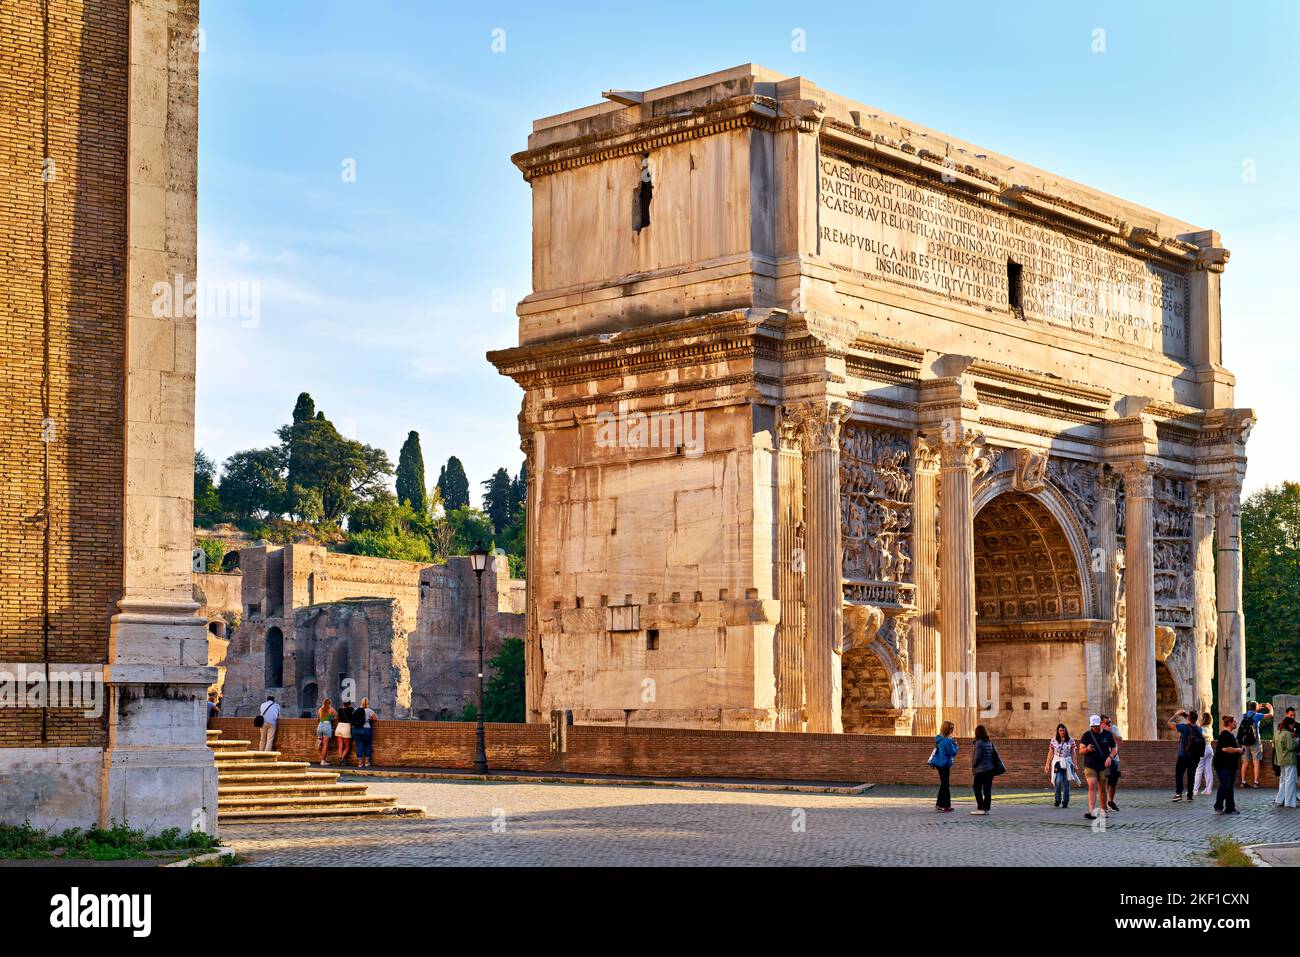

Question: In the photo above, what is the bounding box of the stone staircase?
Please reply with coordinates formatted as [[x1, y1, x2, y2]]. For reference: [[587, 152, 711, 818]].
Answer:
[[209, 729, 425, 823]]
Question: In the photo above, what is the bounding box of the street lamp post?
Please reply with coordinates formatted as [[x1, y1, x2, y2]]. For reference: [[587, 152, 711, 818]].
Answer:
[[469, 543, 489, 774]]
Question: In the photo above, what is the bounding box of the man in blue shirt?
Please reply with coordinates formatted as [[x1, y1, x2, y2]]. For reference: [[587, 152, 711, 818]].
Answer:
[[1167, 709, 1202, 800], [1238, 701, 1272, 788]]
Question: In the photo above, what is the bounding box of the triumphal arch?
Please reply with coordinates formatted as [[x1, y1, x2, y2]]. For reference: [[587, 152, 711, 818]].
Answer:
[[490, 65, 1253, 740]]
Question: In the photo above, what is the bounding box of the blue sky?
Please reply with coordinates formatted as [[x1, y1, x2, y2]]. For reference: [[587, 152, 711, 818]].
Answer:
[[196, 0, 1300, 495]]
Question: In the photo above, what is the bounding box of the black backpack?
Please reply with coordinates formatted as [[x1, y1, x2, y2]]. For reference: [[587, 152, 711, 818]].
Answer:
[[350, 706, 368, 729], [1237, 715, 1258, 747], [1186, 726, 1206, 759]]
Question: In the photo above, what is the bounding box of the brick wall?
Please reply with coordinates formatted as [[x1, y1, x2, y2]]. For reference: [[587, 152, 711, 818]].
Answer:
[[212, 718, 1280, 789], [0, 1, 128, 748]]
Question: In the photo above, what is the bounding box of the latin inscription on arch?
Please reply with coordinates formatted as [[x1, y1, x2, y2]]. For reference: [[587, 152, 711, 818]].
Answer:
[[818, 156, 1189, 358]]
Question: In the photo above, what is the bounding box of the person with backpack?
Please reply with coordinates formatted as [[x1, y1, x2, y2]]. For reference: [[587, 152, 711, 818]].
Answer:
[[1194, 711, 1216, 795], [1102, 715, 1123, 811], [1274, 716, 1297, 809], [254, 694, 280, 752], [1079, 715, 1115, 821], [928, 720, 959, 812], [1213, 715, 1245, 814], [352, 697, 377, 769], [1044, 723, 1079, 809], [1237, 701, 1272, 788], [969, 725, 1003, 816], [1168, 708, 1204, 801]]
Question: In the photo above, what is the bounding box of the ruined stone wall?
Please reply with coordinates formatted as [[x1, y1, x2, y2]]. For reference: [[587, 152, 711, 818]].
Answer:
[[411, 554, 523, 718], [216, 549, 524, 719], [291, 598, 412, 718], [0, 0, 129, 750], [195, 571, 242, 620]]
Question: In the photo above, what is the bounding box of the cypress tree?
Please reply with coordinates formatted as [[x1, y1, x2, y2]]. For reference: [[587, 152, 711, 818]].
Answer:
[[436, 456, 470, 511], [291, 392, 316, 424], [396, 431, 428, 515]]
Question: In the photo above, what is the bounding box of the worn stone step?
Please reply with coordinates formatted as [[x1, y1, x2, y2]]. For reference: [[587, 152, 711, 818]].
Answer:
[[218, 794, 399, 810], [217, 770, 338, 786], [214, 760, 307, 774], [217, 804, 426, 823], [219, 782, 369, 797], [206, 729, 222, 739], [207, 739, 253, 750], [212, 750, 280, 761]]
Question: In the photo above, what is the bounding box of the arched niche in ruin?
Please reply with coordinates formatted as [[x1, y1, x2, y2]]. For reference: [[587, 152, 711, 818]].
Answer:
[[841, 643, 900, 734], [264, 626, 284, 689], [300, 682, 318, 715]]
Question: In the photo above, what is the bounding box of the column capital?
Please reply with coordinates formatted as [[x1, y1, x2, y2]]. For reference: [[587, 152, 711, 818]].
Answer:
[[775, 405, 806, 452], [926, 424, 992, 476], [783, 400, 851, 453], [1117, 461, 1154, 498], [1208, 479, 1242, 515], [912, 435, 942, 473]]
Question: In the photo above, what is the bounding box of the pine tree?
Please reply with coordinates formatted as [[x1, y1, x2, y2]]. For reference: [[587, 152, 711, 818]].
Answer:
[[436, 456, 470, 510], [396, 431, 428, 515]]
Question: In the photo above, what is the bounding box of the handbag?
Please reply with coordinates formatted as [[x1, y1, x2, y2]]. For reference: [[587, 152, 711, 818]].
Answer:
[[990, 743, 1007, 777]]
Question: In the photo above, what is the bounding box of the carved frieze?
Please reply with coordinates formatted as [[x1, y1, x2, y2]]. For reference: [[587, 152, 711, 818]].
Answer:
[[1045, 458, 1101, 550], [840, 424, 914, 588], [1153, 476, 1194, 628]]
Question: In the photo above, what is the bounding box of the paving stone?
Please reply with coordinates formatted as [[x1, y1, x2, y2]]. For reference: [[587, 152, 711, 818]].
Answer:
[[222, 779, 1300, 867]]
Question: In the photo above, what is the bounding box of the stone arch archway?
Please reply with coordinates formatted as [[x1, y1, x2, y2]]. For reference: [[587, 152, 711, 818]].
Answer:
[[973, 489, 1102, 739], [973, 471, 1098, 617]]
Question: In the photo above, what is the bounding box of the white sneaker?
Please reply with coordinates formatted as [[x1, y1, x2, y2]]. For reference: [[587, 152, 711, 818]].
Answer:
[[969, 810, 987, 816]]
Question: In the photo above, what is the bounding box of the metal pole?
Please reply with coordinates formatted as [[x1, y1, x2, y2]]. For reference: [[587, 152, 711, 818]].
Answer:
[[474, 569, 488, 774]]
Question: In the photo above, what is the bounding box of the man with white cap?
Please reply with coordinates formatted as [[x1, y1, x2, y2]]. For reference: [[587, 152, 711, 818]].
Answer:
[[1079, 714, 1116, 821]]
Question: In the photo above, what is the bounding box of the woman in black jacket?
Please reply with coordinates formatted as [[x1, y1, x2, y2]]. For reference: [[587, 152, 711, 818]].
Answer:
[[970, 724, 997, 816]]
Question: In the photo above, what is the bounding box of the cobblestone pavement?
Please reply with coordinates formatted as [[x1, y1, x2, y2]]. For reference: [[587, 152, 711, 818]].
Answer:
[[223, 779, 1300, 866]]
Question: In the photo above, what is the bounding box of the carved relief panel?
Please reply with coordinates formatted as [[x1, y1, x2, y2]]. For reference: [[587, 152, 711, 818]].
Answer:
[[1153, 476, 1194, 629], [1045, 458, 1101, 550], [840, 425, 914, 606]]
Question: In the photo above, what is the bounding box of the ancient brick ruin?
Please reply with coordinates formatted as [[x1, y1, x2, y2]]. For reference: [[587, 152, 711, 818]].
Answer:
[[198, 546, 524, 720]]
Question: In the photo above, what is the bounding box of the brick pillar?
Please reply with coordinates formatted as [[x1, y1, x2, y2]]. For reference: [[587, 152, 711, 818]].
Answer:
[[1122, 464, 1157, 739], [102, 0, 216, 835]]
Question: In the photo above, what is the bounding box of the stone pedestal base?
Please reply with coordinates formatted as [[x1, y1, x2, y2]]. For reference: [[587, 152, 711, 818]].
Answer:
[[104, 610, 217, 835]]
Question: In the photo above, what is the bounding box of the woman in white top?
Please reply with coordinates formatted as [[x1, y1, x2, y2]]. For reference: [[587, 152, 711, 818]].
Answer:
[[1045, 724, 1080, 809], [1193, 710, 1216, 795]]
